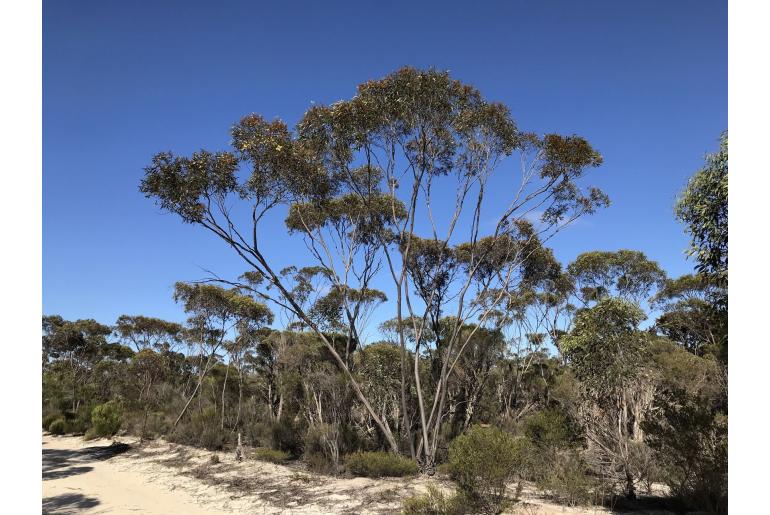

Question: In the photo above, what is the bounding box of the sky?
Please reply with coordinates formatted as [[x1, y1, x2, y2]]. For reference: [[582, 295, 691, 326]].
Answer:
[[43, 0, 727, 336]]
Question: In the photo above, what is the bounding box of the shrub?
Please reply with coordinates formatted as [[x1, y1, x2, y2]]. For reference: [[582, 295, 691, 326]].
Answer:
[[62, 406, 92, 434], [304, 423, 342, 474], [271, 416, 304, 456], [644, 398, 727, 513], [252, 447, 291, 464], [43, 413, 61, 431], [90, 401, 123, 437], [523, 408, 575, 449], [535, 450, 597, 507], [169, 407, 226, 450], [448, 425, 528, 513], [48, 418, 66, 435], [83, 428, 100, 441], [345, 451, 419, 478], [401, 484, 466, 515]]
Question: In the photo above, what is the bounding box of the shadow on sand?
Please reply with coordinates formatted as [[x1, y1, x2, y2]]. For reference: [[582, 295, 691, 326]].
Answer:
[[42, 493, 100, 514], [42, 441, 130, 481]]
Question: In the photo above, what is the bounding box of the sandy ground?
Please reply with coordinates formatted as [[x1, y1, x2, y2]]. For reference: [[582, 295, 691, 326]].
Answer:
[[42, 433, 618, 514]]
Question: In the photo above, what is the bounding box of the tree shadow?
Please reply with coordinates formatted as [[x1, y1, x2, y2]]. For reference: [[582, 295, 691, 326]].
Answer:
[[42, 493, 100, 514], [43, 442, 130, 481]]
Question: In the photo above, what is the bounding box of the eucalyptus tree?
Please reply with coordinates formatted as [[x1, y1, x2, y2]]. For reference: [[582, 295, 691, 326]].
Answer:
[[560, 298, 652, 499], [114, 315, 183, 352], [675, 132, 728, 363], [652, 274, 726, 357], [141, 67, 608, 464], [171, 282, 273, 429], [676, 132, 728, 290], [567, 250, 666, 308], [42, 315, 112, 412]]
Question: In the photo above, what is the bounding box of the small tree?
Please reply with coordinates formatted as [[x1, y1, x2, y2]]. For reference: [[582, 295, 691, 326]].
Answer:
[[560, 298, 652, 499], [448, 425, 528, 513]]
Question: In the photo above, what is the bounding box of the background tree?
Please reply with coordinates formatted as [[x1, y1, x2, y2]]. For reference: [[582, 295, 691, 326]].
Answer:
[[114, 315, 183, 352], [170, 282, 273, 429], [560, 298, 652, 499]]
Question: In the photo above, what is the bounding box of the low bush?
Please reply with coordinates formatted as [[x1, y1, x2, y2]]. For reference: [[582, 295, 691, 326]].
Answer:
[[43, 413, 61, 431], [271, 416, 304, 456], [448, 425, 529, 514], [304, 423, 342, 474], [90, 401, 123, 437], [345, 451, 419, 478], [169, 407, 227, 450], [535, 450, 597, 507], [523, 408, 575, 449], [61, 406, 92, 434], [401, 484, 466, 515], [252, 447, 291, 464], [48, 418, 66, 435]]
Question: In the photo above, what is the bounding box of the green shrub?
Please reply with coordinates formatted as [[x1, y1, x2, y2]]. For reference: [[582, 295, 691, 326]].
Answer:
[[61, 406, 92, 434], [43, 413, 61, 431], [83, 427, 99, 441], [345, 451, 419, 478], [90, 401, 123, 437], [448, 425, 528, 513], [252, 447, 291, 464], [169, 407, 226, 450], [48, 418, 66, 435], [401, 484, 467, 515], [271, 416, 304, 456], [304, 423, 342, 474], [535, 450, 597, 506], [523, 409, 575, 449]]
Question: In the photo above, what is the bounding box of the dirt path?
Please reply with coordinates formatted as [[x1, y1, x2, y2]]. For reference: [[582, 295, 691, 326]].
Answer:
[[43, 435, 228, 514], [42, 434, 611, 514]]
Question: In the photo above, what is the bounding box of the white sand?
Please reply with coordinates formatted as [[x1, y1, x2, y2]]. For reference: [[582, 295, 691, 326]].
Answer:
[[43, 434, 227, 514], [42, 433, 614, 514]]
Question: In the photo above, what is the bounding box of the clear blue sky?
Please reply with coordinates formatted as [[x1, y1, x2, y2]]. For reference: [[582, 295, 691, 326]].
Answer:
[[43, 0, 727, 332]]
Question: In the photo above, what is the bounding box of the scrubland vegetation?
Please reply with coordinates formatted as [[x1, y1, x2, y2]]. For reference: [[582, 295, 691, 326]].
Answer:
[[42, 68, 727, 514]]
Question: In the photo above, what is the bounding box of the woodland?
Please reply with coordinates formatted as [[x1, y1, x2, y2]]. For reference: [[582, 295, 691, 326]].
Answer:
[[42, 68, 728, 514]]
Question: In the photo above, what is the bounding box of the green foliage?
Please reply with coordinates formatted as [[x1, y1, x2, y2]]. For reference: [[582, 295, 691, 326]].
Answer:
[[561, 298, 647, 393], [345, 451, 419, 478], [48, 418, 67, 435], [534, 450, 599, 507], [271, 417, 305, 456], [567, 250, 666, 304], [448, 426, 528, 513], [401, 485, 467, 515], [90, 401, 123, 437], [252, 447, 291, 464], [523, 408, 575, 449], [675, 132, 728, 287], [643, 392, 727, 513], [169, 407, 226, 450], [115, 315, 183, 352], [43, 413, 61, 431], [62, 406, 93, 434], [173, 282, 274, 327]]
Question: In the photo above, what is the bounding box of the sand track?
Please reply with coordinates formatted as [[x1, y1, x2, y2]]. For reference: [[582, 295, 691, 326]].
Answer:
[[42, 434, 614, 514]]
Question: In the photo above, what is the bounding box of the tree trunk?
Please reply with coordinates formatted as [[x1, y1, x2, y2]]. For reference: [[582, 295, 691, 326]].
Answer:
[[221, 363, 230, 429], [172, 350, 216, 430]]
